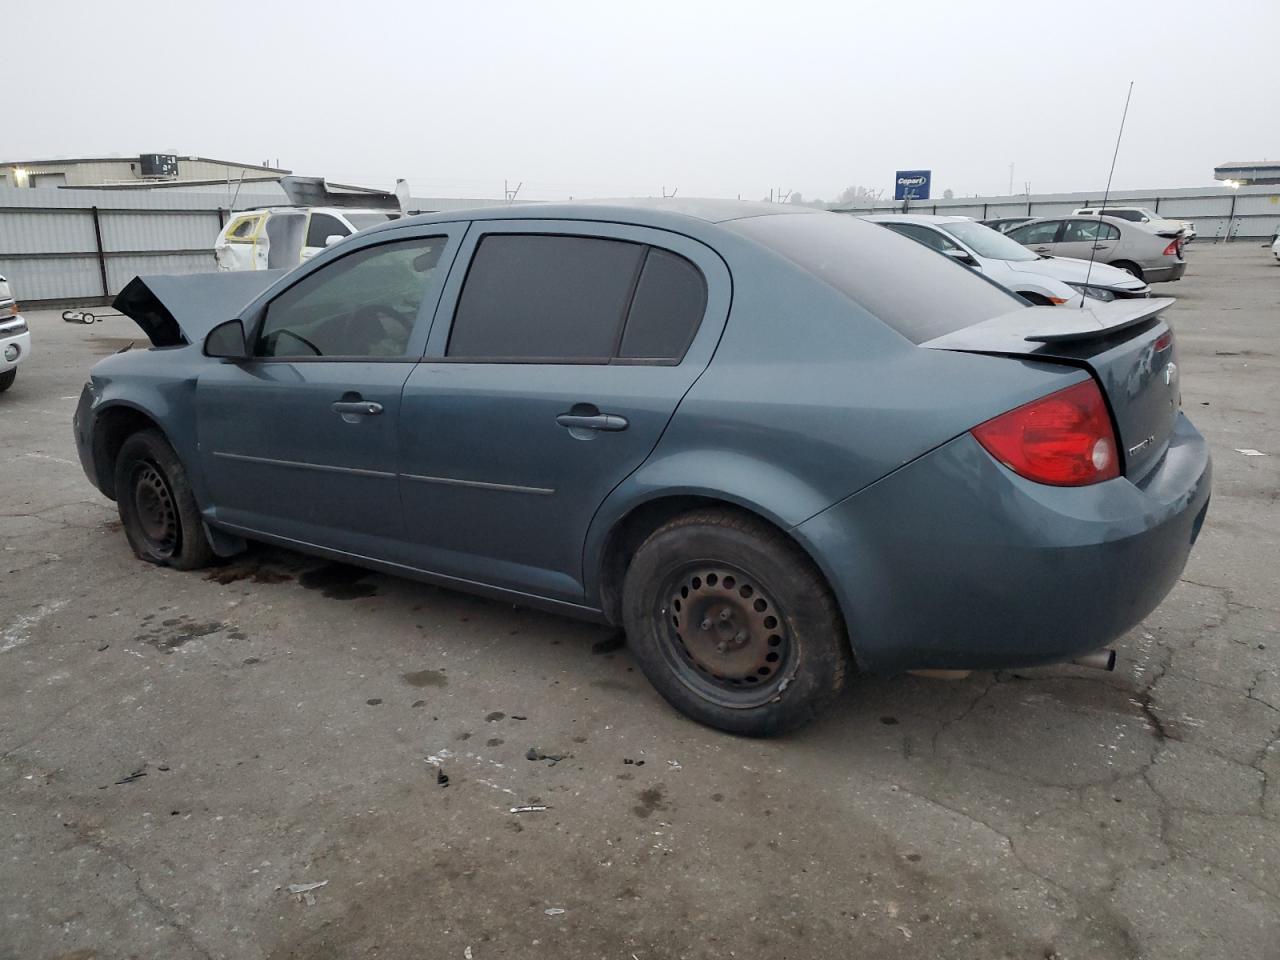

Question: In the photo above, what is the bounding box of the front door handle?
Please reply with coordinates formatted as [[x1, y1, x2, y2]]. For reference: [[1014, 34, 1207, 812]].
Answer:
[[1034, 246, 1051, 253], [556, 413, 628, 432], [332, 400, 383, 416]]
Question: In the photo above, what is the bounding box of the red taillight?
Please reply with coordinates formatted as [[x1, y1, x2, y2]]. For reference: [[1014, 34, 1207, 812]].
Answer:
[[1154, 331, 1173, 352], [971, 380, 1120, 486], [1162, 239, 1180, 256]]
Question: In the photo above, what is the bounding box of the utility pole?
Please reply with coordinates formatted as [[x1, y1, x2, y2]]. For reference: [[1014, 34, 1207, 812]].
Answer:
[[504, 180, 522, 203], [1008, 163, 1014, 196]]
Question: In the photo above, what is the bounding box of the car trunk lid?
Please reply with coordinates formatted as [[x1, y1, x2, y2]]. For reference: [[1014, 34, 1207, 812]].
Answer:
[[922, 298, 1182, 481]]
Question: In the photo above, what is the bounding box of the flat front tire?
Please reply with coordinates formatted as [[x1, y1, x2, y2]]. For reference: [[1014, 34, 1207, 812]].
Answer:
[[114, 429, 216, 570], [622, 509, 850, 736], [0, 368, 15, 393]]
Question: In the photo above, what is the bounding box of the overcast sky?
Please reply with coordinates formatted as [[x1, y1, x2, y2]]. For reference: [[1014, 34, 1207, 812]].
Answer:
[[9, 0, 1278, 201]]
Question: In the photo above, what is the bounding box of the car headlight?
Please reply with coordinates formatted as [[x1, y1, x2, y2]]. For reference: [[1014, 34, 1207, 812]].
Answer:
[[1065, 282, 1117, 302]]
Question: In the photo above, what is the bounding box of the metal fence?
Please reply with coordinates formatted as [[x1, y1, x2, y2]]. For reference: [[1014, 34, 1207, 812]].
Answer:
[[831, 184, 1280, 243], [3, 182, 1278, 306]]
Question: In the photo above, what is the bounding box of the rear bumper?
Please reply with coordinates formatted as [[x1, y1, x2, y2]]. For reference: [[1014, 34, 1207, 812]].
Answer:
[[1146, 260, 1187, 283], [795, 412, 1211, 674]]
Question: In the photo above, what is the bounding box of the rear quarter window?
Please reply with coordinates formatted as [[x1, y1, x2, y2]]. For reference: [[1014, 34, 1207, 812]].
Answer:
[[726, 213, 1020, 344]]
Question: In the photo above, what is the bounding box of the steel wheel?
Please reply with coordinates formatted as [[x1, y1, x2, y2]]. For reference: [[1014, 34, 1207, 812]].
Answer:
[[129, 461, 180, 559], [657, 562, 796, 709]]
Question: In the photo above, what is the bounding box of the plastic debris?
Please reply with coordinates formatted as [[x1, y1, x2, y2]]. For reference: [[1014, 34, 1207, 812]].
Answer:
[[526, 747, 568, 764], [1235, 448, 1266, 456], [114, 767, 147, 785], [510, 804, 548, 814], [544, 907, 566, 916], [464, 948, 473, 959], [287, 881, 329, 895]]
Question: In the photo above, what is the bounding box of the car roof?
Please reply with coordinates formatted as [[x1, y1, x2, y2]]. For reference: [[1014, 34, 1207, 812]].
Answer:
[[861, 214, 972, 226], [376, 198, 820, 235]]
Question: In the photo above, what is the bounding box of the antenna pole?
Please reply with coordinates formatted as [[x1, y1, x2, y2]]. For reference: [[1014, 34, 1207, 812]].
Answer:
[[1082, 81, 1134, 305]]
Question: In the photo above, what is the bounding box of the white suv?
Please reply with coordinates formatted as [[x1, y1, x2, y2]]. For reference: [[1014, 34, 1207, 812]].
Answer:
[[0, 273, 30, 393], [214, 207, 401, 272]]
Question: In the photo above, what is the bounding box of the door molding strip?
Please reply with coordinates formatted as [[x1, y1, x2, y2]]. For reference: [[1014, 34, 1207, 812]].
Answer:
[[401, 473, 554, 496], [212, 450, 396, 480]]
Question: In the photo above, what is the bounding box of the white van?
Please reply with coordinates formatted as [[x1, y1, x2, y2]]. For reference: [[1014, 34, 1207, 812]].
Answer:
[[214, 207, 401, 271]]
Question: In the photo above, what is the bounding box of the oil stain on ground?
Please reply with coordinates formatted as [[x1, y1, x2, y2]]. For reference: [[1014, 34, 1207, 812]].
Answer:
[[298, 563, 378, 600], [402, 669, 447, 688], [134, 616, 226, 653], [633, 784, 669, 819]]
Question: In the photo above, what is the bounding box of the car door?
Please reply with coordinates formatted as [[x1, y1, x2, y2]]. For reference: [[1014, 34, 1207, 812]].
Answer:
[[397, 221, 730, 602], [1007, 219, 1065, 256], [1056, 219, 1120, 261], [216, 213, 267, 271], [301, 211, 352, 262], [196, 227, 464, 557]]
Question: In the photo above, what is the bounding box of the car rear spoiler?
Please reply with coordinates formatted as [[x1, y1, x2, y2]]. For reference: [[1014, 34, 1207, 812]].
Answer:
[[113, 271, 286, 348], [921, 297, 1175, 353]]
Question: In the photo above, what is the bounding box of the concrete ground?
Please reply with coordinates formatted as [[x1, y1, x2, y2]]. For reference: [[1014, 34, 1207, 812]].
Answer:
[[2, 244, 1277, 960]]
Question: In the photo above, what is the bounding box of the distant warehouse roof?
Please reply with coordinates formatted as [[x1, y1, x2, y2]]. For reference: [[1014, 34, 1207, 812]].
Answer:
[[1214, 161, 1280, 185]]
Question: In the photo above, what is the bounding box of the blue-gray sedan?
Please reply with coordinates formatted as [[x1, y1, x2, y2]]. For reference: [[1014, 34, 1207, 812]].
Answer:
[[74, 200, 1211, 735]]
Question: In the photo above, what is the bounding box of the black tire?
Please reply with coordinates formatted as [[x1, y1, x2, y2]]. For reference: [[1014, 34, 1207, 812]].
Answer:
[[621, 509, 850, 736], [114, 429, 217, 570], [1112, 260, 1144, 281], [0, 368, 15, 393]]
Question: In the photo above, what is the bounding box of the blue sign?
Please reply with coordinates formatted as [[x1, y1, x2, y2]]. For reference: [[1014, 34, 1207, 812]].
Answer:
[[894, 169, 932, 201]]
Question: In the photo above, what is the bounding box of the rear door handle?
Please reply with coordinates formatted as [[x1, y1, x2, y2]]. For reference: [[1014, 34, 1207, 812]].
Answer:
[[332, 400, 383, 416], [556, 413, 628, 432]]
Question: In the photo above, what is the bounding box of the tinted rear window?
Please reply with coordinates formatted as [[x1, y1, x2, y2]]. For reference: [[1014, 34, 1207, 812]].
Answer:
[[726, 213, 1020, 343], [618, 248, 707, 360], [448, 234, 645, 359]]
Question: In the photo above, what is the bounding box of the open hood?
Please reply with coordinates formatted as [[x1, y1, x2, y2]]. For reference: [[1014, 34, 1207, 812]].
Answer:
[[112, 271, 285, 347]]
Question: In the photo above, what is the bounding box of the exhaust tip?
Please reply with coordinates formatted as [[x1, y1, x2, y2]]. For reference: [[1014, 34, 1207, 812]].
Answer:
[[1072, 649, 1117, 671]]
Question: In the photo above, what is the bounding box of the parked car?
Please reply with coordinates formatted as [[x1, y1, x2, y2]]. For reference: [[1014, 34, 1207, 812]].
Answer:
[[76, 201, 1211, 735], [1273, 230, 1280, 264], [1006, 215, 1188, 283], [1073, 206, 1195, 242], [979, 216, 1035, 234], [865, 214, 1150, 304], [215, 207, 401, 271], [0, 273, 29, 393]]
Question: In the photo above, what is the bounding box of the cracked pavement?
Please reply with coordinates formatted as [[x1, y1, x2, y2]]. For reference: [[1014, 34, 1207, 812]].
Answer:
[[2, 244, 1277, 959]]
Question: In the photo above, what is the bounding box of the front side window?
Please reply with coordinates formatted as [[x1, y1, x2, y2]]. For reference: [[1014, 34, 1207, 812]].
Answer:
[[1008, 220, 1062, 245], [257, 237, 446, 358], [306, 213, 351, 248]]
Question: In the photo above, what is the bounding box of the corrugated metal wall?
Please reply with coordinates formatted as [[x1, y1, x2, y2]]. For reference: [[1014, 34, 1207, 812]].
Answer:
[[3, 183, 1277, 305], [833, 184, 1280, 242]]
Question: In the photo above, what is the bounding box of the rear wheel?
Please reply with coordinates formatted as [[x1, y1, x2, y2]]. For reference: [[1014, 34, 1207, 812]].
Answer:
[[114, 429, 216, 570], [0, 369, 15, 393], [622, 509, 850, 736], [1112, 260, 1144, 281]]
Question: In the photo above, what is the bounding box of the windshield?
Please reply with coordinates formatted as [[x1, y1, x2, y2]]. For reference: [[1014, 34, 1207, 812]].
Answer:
[[939, 220, 1039, 262], [344, 213, 398, 231]]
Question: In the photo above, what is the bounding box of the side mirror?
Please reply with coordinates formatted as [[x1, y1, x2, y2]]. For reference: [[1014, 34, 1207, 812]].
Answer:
[[942, 248, 977, 266], [324, 234, 346, 247], [204, 319, 248, 360]]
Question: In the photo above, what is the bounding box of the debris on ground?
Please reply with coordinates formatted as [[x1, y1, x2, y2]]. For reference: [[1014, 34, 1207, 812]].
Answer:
[[114, 766, 147, 785], [464, 948, 473, 959], [526, 747, 569, 765], [437, 769, 450, 788], [667, 759, 682, 771], [1235, 448, 1267, 456], [510, 804, 548, 814], [623, 758, 645, 766], [286, 879, 328, 905], [544, 907, 565, 916]]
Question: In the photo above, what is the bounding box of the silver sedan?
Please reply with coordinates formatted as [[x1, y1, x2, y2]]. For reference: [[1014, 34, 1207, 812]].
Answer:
[[1005, 215, 1187, 283]]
